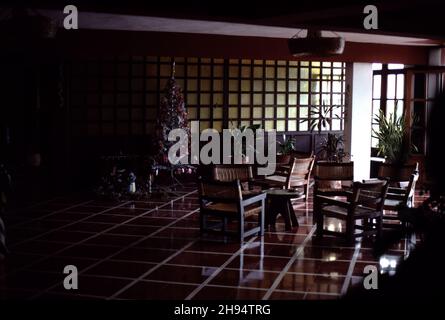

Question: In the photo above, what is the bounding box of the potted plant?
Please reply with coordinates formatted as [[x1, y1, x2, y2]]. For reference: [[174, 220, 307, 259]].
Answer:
[[305, 104, 348, 162], [228, 122, 261, 163], [276, 135, 295, 164], [308, 104, 342, 133], [372, 109, 415, 164], [319, 133, 348, 162]]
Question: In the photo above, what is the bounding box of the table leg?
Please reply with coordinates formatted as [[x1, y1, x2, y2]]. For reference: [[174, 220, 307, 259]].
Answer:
[[267, 199, 277, 228], [280, 201, 292, 231], [287, 200, 299, 227]]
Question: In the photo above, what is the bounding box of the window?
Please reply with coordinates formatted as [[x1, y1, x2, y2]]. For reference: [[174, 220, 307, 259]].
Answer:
[[68, 56, 346, 136], [226, 59, 345, 132], [371, 64, 405, 148]]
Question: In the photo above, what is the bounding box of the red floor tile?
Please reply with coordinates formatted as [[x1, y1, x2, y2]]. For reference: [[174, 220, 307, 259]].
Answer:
[[209, 269, 279, 289], [85, 260, 156, 278], [0, 186, 421, 300], [192, 285, 266, 300], [116, 280, 197, 299], [145, 265, 211, 283]]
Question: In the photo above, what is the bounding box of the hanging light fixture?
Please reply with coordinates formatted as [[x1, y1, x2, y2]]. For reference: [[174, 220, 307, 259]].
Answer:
[[288, 29, 345, 56]]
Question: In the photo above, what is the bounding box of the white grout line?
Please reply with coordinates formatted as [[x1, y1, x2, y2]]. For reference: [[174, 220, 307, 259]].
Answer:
[[9, 191, 198, 279], [13, 190, 197, 250], [26, 263, 347, 298], [30, 191, 199, 299], [9, 201, 133, 249], [1, 200, 135, 281], [261, 225, 316, 300], [184, 236, 258, 300], [10, 200, 95, 228], [107, 238, 199, 299], [139, 279, 269, 292], [340, 242, 361, 295]]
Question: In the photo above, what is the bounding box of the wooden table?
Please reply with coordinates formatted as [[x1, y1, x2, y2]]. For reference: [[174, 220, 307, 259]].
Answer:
[[266, 189, 305, 231]]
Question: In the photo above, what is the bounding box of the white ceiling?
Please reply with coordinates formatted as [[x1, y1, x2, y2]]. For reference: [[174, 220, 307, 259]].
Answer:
[[39, 9, 441, 46]]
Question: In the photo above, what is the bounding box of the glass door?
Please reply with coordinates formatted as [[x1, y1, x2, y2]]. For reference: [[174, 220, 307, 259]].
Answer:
[[405, 67, 445, 184]]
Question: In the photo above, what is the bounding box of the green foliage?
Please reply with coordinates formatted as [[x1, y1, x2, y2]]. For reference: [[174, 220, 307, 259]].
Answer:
[[372, 110, 414, 163], [229, 122, 262, 158], [319, 133, 348, 162], [309, 104, 342, 133], [277, 137, 296, 155]]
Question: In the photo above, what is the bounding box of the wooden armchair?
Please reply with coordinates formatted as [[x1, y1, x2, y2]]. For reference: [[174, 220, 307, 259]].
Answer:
[[198, 178, 266, 240], [313, 161, 354, 198], [253, 156, 315, 201], [315, 179, 390, 244], [377, 162, 419, 209], [213, 164, 254, 190]]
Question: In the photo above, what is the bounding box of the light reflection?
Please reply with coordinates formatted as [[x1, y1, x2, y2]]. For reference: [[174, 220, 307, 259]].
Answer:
[[379, 255, 399, 275], [327, 253, 337, 261]]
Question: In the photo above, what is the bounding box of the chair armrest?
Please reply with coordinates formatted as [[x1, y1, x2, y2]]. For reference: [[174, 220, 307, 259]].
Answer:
[[362, 178, 379, 183], [315, 195, 351, 207], [388, 187, 407, 194], [386, 192, 406, 200], [242, 192, 266, 206]]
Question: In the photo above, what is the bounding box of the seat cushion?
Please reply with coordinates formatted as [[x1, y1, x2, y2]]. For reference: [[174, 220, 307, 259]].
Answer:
[[321, 205, 348, 216], [322, 205, 379, 218], [265, 176, 286, 183], [203, 203, 262, 217]]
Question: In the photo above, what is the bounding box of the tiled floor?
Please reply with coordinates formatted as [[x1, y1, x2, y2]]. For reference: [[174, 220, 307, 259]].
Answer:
[[0, 185, 427, 300]]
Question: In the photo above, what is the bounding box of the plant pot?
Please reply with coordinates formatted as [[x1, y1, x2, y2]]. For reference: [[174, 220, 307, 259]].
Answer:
[[276, 154, 291, 165]]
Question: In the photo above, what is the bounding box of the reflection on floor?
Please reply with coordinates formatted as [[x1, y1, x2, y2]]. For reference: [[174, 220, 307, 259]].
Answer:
[[0, 185, 427, 300]]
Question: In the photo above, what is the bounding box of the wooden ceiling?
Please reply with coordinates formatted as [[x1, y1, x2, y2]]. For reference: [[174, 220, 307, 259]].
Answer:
[[27, 0, 445, 40]]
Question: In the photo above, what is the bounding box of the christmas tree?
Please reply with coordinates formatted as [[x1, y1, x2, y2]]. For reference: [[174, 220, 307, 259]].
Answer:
[[154, 61, 189, 164]]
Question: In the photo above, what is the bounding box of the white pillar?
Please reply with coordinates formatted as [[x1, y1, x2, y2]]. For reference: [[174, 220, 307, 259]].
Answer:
[[428, 48, 444, 66], [344, 63, 373, 181]]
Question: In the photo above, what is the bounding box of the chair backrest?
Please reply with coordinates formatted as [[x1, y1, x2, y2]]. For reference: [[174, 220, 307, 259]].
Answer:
[[198, 178, 242, 204], [314, 161, 354, 181], [350, 179, 389, 211], [213, 164, 253, 182], [404, 172, 420, 205], [286, 156, 316, 188], [377, 162, 419, 185]]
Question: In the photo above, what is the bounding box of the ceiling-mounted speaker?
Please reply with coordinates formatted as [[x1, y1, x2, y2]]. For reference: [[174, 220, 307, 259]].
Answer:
[[288, 30, 345, 56]]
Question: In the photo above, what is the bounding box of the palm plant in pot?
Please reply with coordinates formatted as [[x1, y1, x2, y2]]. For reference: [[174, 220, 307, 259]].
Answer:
[[228, 122, 261, 163], [276, 135, 296, 164], [307, 104, 348, 162], [319, 133, 348, 162], [372, 109, 415, 164]]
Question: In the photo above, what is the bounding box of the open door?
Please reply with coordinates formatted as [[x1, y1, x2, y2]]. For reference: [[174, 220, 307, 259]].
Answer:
[[405, 67, 445, 186]]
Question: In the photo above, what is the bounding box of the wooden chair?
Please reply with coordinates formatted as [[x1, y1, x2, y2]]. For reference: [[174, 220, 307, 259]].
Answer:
[[313, 161, 354, 198], [377, 162, 419, 209], [315, 179, 390, 244], [254, 156, 315, 201], [198, 178, 266, 240], [212, 164, 254, 190]]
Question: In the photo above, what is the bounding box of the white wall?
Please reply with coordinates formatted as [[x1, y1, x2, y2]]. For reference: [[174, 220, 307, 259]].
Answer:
[[344, 63, 373, 181]]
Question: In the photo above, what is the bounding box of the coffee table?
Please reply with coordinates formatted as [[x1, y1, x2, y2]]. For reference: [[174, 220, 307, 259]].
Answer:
[[266, 188, 305, 231]]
